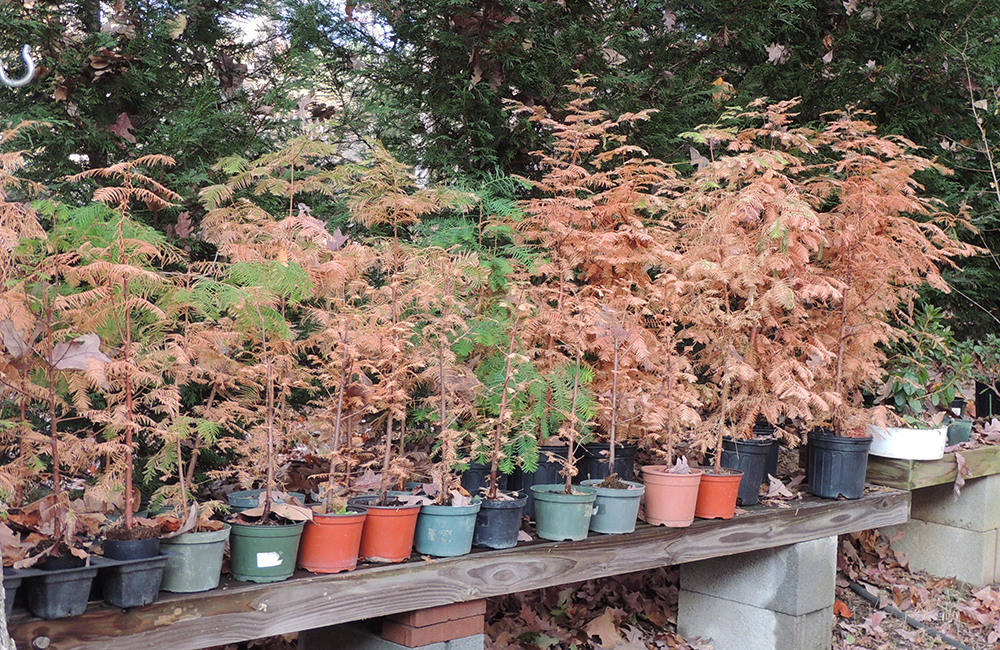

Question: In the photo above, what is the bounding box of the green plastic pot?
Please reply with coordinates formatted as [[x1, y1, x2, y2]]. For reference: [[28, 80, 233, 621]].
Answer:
[[947, 419, 973, 445], [529, 484, 597, 541], [413, 500, 482, 557], [230, 521, 305, 583], [159, 524, 231, 593], [580, 480, 644, 534]]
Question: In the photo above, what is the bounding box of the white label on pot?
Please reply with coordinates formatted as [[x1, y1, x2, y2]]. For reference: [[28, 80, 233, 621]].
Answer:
[[592, 505, 599, 515], [257, 552, 282, 568]]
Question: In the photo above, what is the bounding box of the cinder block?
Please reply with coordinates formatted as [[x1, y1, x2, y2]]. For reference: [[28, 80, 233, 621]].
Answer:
[[678, 590, 832, 650], [910, 474, 1000, 532], [680, 536, 836, 616], [382, 615, 485, 647], [299, 623, 483, 650], [885, 520, 998, 587], [387, 601, 486, 627]]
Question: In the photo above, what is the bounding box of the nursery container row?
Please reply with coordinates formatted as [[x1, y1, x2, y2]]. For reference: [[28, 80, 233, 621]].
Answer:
[[5, 431, 873, 622]]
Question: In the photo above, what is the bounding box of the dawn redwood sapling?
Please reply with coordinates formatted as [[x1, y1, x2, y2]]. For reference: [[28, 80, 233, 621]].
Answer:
[[67, 156, 182, 536], [340, 147, 475, 505]]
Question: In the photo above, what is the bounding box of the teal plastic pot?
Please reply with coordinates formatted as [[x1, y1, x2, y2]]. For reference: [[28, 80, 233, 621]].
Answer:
[[413, 500, 482, 557], [159, 524, 231, 592], [227, 489, 306, 513], [530, 484, 597, 541], [580, 480, 644, 534], [230, 521, 305, 583], [947, 419, 973, 445]]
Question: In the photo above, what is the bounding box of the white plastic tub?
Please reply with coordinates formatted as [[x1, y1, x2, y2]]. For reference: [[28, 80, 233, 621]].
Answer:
[[867, 425, 947, 461]]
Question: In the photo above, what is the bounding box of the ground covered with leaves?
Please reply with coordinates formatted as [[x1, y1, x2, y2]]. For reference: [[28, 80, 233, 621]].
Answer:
[[481, 530, 998, 650]]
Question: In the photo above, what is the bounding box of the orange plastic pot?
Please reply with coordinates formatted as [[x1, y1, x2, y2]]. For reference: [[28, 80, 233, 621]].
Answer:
[[694, 469, 743, 520], [348, 495, 421, 563], [297, 506, 367, 573], [641, 465, 703, 527]]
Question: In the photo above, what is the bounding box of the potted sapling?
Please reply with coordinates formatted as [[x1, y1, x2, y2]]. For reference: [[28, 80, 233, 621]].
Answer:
[[408, 250, 484, 558], [0, 198, 108, 618], [872, 305, 974, 455], [470, 299, 534, 549], [581, 301, 645, 534], [340, 149, 471, 562], [298, 241, 374, 573], [144, 414, 230, 593], [799, 106, 977, 498], [527, 311, 599, 542], [67, 158, 186, 606]]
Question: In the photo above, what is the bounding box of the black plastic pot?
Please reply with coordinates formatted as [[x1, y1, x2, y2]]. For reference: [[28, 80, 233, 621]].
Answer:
[[807, 430, 872, 500], [95, 554, 170, 608], [103, 536, 160, 561], [24, 561, 99, 619], [4, 569, 23, 620], [976, 381, 1000, 417], [753, 426, 780, 479], [719, 437, 772, 506], [473, 491, 529, 549], [575, 443, 637, 482], [460, 462, 509, 496], [509, 445, 569, 518], [949, 398, 968, 418]]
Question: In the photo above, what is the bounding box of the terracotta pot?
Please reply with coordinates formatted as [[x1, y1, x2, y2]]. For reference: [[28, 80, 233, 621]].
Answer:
[[347, 495, 420, 563], [297, 506, 368, 573], [640, 465, 703, 527], [694, 468, 743, 520]]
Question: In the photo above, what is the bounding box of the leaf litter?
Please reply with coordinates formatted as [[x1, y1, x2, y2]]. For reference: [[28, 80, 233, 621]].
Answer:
[[835, 529, 995, 649], [486, 567, 712, 650]]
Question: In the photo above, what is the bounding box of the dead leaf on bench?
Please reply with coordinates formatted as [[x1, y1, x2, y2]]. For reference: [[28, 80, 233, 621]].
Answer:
[[953, 452, 972, 500], [765, 475, 794, 499]]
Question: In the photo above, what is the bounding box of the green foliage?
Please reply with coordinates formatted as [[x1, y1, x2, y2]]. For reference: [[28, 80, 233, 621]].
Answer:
[[880, 305, 975, 421]]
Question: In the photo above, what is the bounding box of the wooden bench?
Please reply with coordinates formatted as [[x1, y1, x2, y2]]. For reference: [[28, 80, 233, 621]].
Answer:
[[9, 488, 909, 650], [867, 445, 1000, 585]]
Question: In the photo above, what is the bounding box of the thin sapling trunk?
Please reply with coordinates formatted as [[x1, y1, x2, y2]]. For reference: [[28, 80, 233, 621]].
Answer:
[[488, 307, 522, 501]]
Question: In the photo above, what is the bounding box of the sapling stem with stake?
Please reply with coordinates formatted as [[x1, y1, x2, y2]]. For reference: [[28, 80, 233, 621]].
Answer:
[[488, 305, 522, 501]]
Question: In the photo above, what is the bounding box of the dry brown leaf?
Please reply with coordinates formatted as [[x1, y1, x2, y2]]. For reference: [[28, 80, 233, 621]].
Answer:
[[585, 607, 621, 649], [765, 475, 794, 498]]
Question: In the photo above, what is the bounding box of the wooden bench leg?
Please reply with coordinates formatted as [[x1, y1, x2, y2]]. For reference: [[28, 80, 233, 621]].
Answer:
[[678, 536, 837, 650], [883, 473, 1000, 586], [299, 601, 486, 650]]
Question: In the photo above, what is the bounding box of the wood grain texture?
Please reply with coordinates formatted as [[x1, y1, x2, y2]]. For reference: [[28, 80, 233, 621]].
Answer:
[[10, 489, 909, 650], [866, 446, 1000, 489]]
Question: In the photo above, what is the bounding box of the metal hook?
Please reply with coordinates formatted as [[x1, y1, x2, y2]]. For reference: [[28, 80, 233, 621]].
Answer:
[[0, 45, 36, 88]]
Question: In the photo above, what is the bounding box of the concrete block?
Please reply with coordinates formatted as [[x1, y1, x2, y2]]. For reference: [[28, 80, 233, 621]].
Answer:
[[910, 474, 1000, 532], [885, 520, 998, 587], [680, 536, 836, 616], [300, 622, 483, 650], [678, 590, 832, 650]]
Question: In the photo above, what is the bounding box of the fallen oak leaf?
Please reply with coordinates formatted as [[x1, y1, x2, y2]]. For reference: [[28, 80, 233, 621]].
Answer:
[[107, 112, 137, 143], [51, 333, 112, 370], [585, 607, 621, 649], [953, 452, 972, 500], [834, 599, 852, 618], [765, 474, 794, 498]]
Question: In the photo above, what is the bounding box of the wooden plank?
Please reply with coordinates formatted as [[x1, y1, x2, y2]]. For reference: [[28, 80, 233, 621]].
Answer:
[[10, 489, 909, 650], [866, 445, 1000, 489]]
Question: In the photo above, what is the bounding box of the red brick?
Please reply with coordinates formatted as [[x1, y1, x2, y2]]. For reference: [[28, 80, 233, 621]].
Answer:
[[387, 600, 486, 628], [381, 614, 485, 647]]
